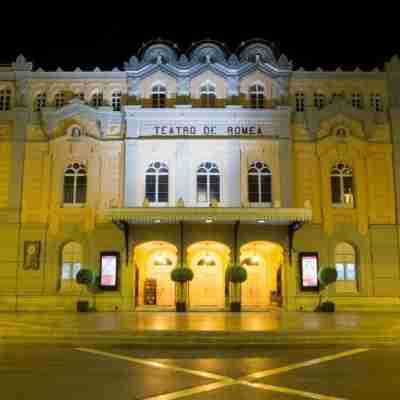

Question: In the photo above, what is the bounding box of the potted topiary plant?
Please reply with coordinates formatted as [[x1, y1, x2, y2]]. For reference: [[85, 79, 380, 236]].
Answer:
[[75, 269, 99, 312], [170, 266, 194, 312], [315, 267, 338, 312], [226, 265, 247, 312]]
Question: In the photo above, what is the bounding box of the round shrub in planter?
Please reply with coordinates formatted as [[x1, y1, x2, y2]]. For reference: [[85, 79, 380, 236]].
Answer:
[[315, 267, 338, 313], [171, 266, 194, 312], [226, 265, 247, 312], [75, 269, 98, 312]]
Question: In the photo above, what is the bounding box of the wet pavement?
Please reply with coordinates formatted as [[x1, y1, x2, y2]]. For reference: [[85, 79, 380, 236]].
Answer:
[[1, 345, 399, 399]]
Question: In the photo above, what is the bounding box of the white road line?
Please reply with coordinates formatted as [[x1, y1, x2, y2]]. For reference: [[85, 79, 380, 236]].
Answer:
[[243, 381, 348, 400], [142, 381, 237, 400], [241, 348, 370, 381], [76, 347, 234, 381], [76, 347, 369, 400]]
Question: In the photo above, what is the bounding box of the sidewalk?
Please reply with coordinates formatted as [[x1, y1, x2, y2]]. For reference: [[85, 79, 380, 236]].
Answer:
[[1, 310, 400, 347]]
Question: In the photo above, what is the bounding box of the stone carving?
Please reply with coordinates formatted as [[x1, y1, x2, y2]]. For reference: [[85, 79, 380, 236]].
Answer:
[[177, 78, 190, 96], [23, 241, 41, 270], [129, 78, 141, 97], [16, 80, 29, 107]]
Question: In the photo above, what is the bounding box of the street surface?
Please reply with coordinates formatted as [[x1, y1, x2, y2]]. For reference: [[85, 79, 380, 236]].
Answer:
[[1, 345, 398, 399]]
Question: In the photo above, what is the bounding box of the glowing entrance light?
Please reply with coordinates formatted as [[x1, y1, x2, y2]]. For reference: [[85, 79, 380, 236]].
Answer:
[[205, 217, 213, 224], [153, 219, 161, 224], [257, 219, 266, 224]]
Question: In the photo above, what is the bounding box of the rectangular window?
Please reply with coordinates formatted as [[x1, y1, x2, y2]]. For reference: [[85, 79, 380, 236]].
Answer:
[[209, 175, 220, 202], [197, 175, 208, 202], [248, 175, 259, 202], [158, 175, 169, 203], [63, 176, 75, 203], [260, 175, 272, 203], [145, 175, 156, 202], [331, 176, 341, 203], [336, 263, 345, 280], [345, 263, 356, 280], [76, 175, 87, 203]]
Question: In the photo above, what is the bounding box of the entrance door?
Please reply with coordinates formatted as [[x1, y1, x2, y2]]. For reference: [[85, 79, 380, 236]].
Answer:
[[242, 264, 269, 307], [190, 265, 219, 307], [147, 264, 175, 306]]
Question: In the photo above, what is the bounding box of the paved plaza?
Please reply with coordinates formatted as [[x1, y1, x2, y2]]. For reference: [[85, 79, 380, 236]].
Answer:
[[1, 310, 400, 346], [1, 345, 399, 399]]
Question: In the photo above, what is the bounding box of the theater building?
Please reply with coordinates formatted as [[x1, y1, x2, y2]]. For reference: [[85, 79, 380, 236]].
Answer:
[[1, 39, 400, 311]]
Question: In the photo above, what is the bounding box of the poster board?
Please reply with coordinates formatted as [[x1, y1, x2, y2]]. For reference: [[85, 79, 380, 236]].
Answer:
[[299, 252, 319, 291], [99, 252, 120, 290]]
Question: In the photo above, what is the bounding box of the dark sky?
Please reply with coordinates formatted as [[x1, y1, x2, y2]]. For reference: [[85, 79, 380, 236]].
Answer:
[[3, 8, 399, 72]]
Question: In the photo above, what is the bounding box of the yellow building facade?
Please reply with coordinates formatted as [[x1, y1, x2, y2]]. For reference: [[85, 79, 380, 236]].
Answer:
[[1, 39, 399, 311]]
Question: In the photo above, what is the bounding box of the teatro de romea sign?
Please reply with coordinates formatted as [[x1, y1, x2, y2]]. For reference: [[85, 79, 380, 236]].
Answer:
[[152, 125, 264, 136]]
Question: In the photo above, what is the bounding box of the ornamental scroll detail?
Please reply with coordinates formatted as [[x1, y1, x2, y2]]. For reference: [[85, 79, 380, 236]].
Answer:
[[23, 241, 41, 270]]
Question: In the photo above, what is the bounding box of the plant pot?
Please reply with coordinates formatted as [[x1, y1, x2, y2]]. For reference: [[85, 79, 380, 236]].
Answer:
[[77, 300, 90, 312], [320, 301, 335, 313], [230, 302, 241, 312], [176, 302, 187, 312]]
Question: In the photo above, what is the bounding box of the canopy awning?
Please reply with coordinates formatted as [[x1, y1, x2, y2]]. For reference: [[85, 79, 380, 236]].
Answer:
[[104, 207, 312, 225]]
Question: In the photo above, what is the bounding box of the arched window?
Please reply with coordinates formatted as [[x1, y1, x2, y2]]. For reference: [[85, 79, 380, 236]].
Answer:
[[35, 92, 46, 112], [0, 88, 11, 111], [112, 91, 122, 111], [370, 93, 383, 112], [313, 93, 325, 110], [295, 92, 305, 112], [152, 84, 167, 108], [61, 242, 82, 292], [200, 83, 216, 107], [352, 92, 362, 109], [55, 91, 65, 109], [250, 84, 265, 109], [197, 162, 220, 203], [331, 162, 354, 207], [91, 91, 103, 108], [335, 242, 357, 292], [145, 162, 169, 204], [248, 161, 272, 204], [63, 163, 87, 205]]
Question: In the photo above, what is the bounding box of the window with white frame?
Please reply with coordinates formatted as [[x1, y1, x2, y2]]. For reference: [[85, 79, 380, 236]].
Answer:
[[295, 92, 305, 112], [60, 242, 82, 292], [352, 92, 362, 109], [91, 91, 103, 108], [55, 91, 65, 109], [145, 162, 169, 204], [112, 91, 122, 111], [35, 92, 46, 112], [200, 83, 216, 107], [335, 242, 358, 292], [313, 93, 325, 110], [152, 84, 166, 108], [248, 161, 272, 204], [63, 163, 87, 205], [250, 84, 265, 109], [0, 88, 11, 111], [370, 93, 383, 112], [331, 162, 354, 207], [197, 162, 220, 203]]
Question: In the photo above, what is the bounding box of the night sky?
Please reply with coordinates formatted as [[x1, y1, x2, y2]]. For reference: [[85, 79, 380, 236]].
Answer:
[[2, 8, 399, 72]]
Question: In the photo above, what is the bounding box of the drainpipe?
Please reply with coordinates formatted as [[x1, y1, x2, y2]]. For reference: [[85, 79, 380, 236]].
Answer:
[[234, 220, 240, 264]]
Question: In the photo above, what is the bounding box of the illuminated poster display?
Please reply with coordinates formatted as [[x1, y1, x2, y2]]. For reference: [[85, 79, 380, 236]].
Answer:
[[299, 252, 319, 291], [100, 252, 119, 290]]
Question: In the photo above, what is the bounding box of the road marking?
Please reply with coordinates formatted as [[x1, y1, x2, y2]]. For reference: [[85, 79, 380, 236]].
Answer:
[[142, 381, 238, 400], [76, 347, 233, 381], [243, 381, 347, 400], [242, 348, 369, 381], [76, 347, 369, 400]]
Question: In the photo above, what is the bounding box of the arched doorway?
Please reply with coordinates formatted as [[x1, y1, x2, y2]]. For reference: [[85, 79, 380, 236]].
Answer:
[[133, 241, 177, 307], [187, 241, 230, 308], [240, 241, 283, 308]]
